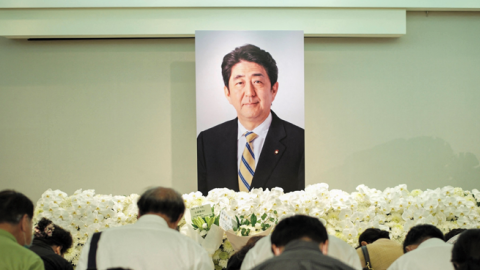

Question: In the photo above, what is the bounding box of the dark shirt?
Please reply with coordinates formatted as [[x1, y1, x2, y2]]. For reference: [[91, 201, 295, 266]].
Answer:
[[252, 240, 355, 270], [30, 239, 73, 270]]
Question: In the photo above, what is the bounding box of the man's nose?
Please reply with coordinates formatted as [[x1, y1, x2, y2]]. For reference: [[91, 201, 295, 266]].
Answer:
[[245, 81, 256, 96]]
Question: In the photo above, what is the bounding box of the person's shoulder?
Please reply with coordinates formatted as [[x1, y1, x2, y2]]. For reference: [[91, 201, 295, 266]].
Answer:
[[321, 254, 357, 270], [163, 228, 208, 252], [251, 256, 280, 270], [198, 118, 237, 137], [42, 253, 73, 270], [22, 248, 44, 269], [12, 241, 42, 260]]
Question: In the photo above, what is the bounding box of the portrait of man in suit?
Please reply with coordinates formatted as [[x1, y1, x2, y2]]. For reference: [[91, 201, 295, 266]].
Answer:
[[197, 44, 305, 195]]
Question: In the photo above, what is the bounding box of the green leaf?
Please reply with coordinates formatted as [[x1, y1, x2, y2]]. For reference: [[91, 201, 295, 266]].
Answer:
[[251, 214, 257, 227], [214, 215, 220, 226], [235, 216, 240, 230], [192, 217, 205, 229], [261, 213, 267, 220], [209, 217, 215, 227], [269, 217, 275, 222], [241, 228, 251, 236], [273, 210, 278, 215]]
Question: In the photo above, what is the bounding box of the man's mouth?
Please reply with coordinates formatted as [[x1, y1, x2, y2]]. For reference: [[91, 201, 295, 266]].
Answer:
[[243, 102, 259, 106]]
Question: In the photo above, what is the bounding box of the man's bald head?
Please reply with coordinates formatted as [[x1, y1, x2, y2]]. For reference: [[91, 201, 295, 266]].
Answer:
[[137, 187, 185, 224]]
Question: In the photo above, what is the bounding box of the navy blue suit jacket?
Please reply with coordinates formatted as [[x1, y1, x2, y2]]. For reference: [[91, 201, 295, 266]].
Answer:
[[197, 111, 305, 195]]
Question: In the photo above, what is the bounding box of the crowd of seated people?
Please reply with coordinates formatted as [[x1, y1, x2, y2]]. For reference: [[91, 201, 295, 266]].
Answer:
[[1, 188, 479, 270]]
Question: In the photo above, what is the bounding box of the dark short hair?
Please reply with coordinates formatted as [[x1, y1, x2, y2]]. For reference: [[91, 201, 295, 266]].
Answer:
[[52, 225, 73, 255], [221, 44, 278, 90], [137, 187, 185, 223], [403, 224, 444, 253], [0, 190, 34, 224], [358, 228, 390, 247], [445, 228, 467, 242], [271, 215, 328, 248], [451, 229, 480, 270]]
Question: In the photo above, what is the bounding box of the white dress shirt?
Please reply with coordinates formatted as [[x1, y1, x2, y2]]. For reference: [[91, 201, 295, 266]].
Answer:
[[77, 215, 213, 270], [241, 235, 362, 270], [237, 112, 272, 171], [387, 238, 454, 270]]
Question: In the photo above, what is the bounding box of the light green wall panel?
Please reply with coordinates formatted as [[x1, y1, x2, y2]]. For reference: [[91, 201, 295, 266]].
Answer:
[[1, 0, 479, 9], [305, 12, 480, 192], [0, 8, 405, 39], [1, 12, 479, 202]]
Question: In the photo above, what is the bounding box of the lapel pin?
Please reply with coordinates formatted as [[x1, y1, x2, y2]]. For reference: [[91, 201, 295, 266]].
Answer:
[[274, 150, 279, 155]]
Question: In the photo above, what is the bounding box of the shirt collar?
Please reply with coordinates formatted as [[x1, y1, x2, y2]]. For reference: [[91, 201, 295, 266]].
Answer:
[[136, 214, 169, 228], [416, 238, 449, 250], [32, 238, 54, 250], [237, 112, 273, 140], [283, 239, 324, 254]]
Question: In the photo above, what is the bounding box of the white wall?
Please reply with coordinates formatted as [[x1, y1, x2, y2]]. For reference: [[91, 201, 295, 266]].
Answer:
[[1, 12, 479, 202]]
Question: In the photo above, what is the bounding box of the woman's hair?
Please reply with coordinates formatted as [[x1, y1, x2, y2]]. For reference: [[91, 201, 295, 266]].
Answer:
[[35, 218, 73, 255], [358, 228, 390, 247], [35, 217, 53, 238], [451, 229, 480, 270]]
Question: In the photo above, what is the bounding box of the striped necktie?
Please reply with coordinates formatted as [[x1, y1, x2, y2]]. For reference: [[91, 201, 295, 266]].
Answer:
[[238, 131, 258, 192]]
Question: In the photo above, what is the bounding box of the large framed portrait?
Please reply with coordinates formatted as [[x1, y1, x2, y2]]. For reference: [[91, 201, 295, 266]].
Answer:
[[196, 30, 305, 195]]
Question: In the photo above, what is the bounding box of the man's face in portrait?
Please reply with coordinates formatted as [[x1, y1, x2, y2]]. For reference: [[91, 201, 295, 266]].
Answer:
[[224, 60, 279, 125]]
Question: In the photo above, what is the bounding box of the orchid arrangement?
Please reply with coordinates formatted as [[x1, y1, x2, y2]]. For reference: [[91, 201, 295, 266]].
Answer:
[[33, 189, 139, 265], [34, 184, 480, 269]]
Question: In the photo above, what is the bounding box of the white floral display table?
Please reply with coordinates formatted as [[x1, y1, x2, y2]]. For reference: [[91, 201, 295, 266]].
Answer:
[[34, 184, 480, 269]]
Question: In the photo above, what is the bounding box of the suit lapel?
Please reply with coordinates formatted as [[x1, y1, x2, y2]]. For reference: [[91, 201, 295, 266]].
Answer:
[[220, 119, 240, 191], [251, 112, 286, 189]]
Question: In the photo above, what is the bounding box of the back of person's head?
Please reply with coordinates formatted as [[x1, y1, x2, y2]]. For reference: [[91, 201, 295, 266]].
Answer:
[[137, 187, 185, 223], [34, 218, 73, 255], [0, 190, 34, 224], [50, 225, 73, 255], [358, 228, 390, 247], [271, 215, 328, 248], [451, 229, 480, 270], [446, 228, 467, 243], [221, 44, 278, 89], [403, 224, 444, 253]]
